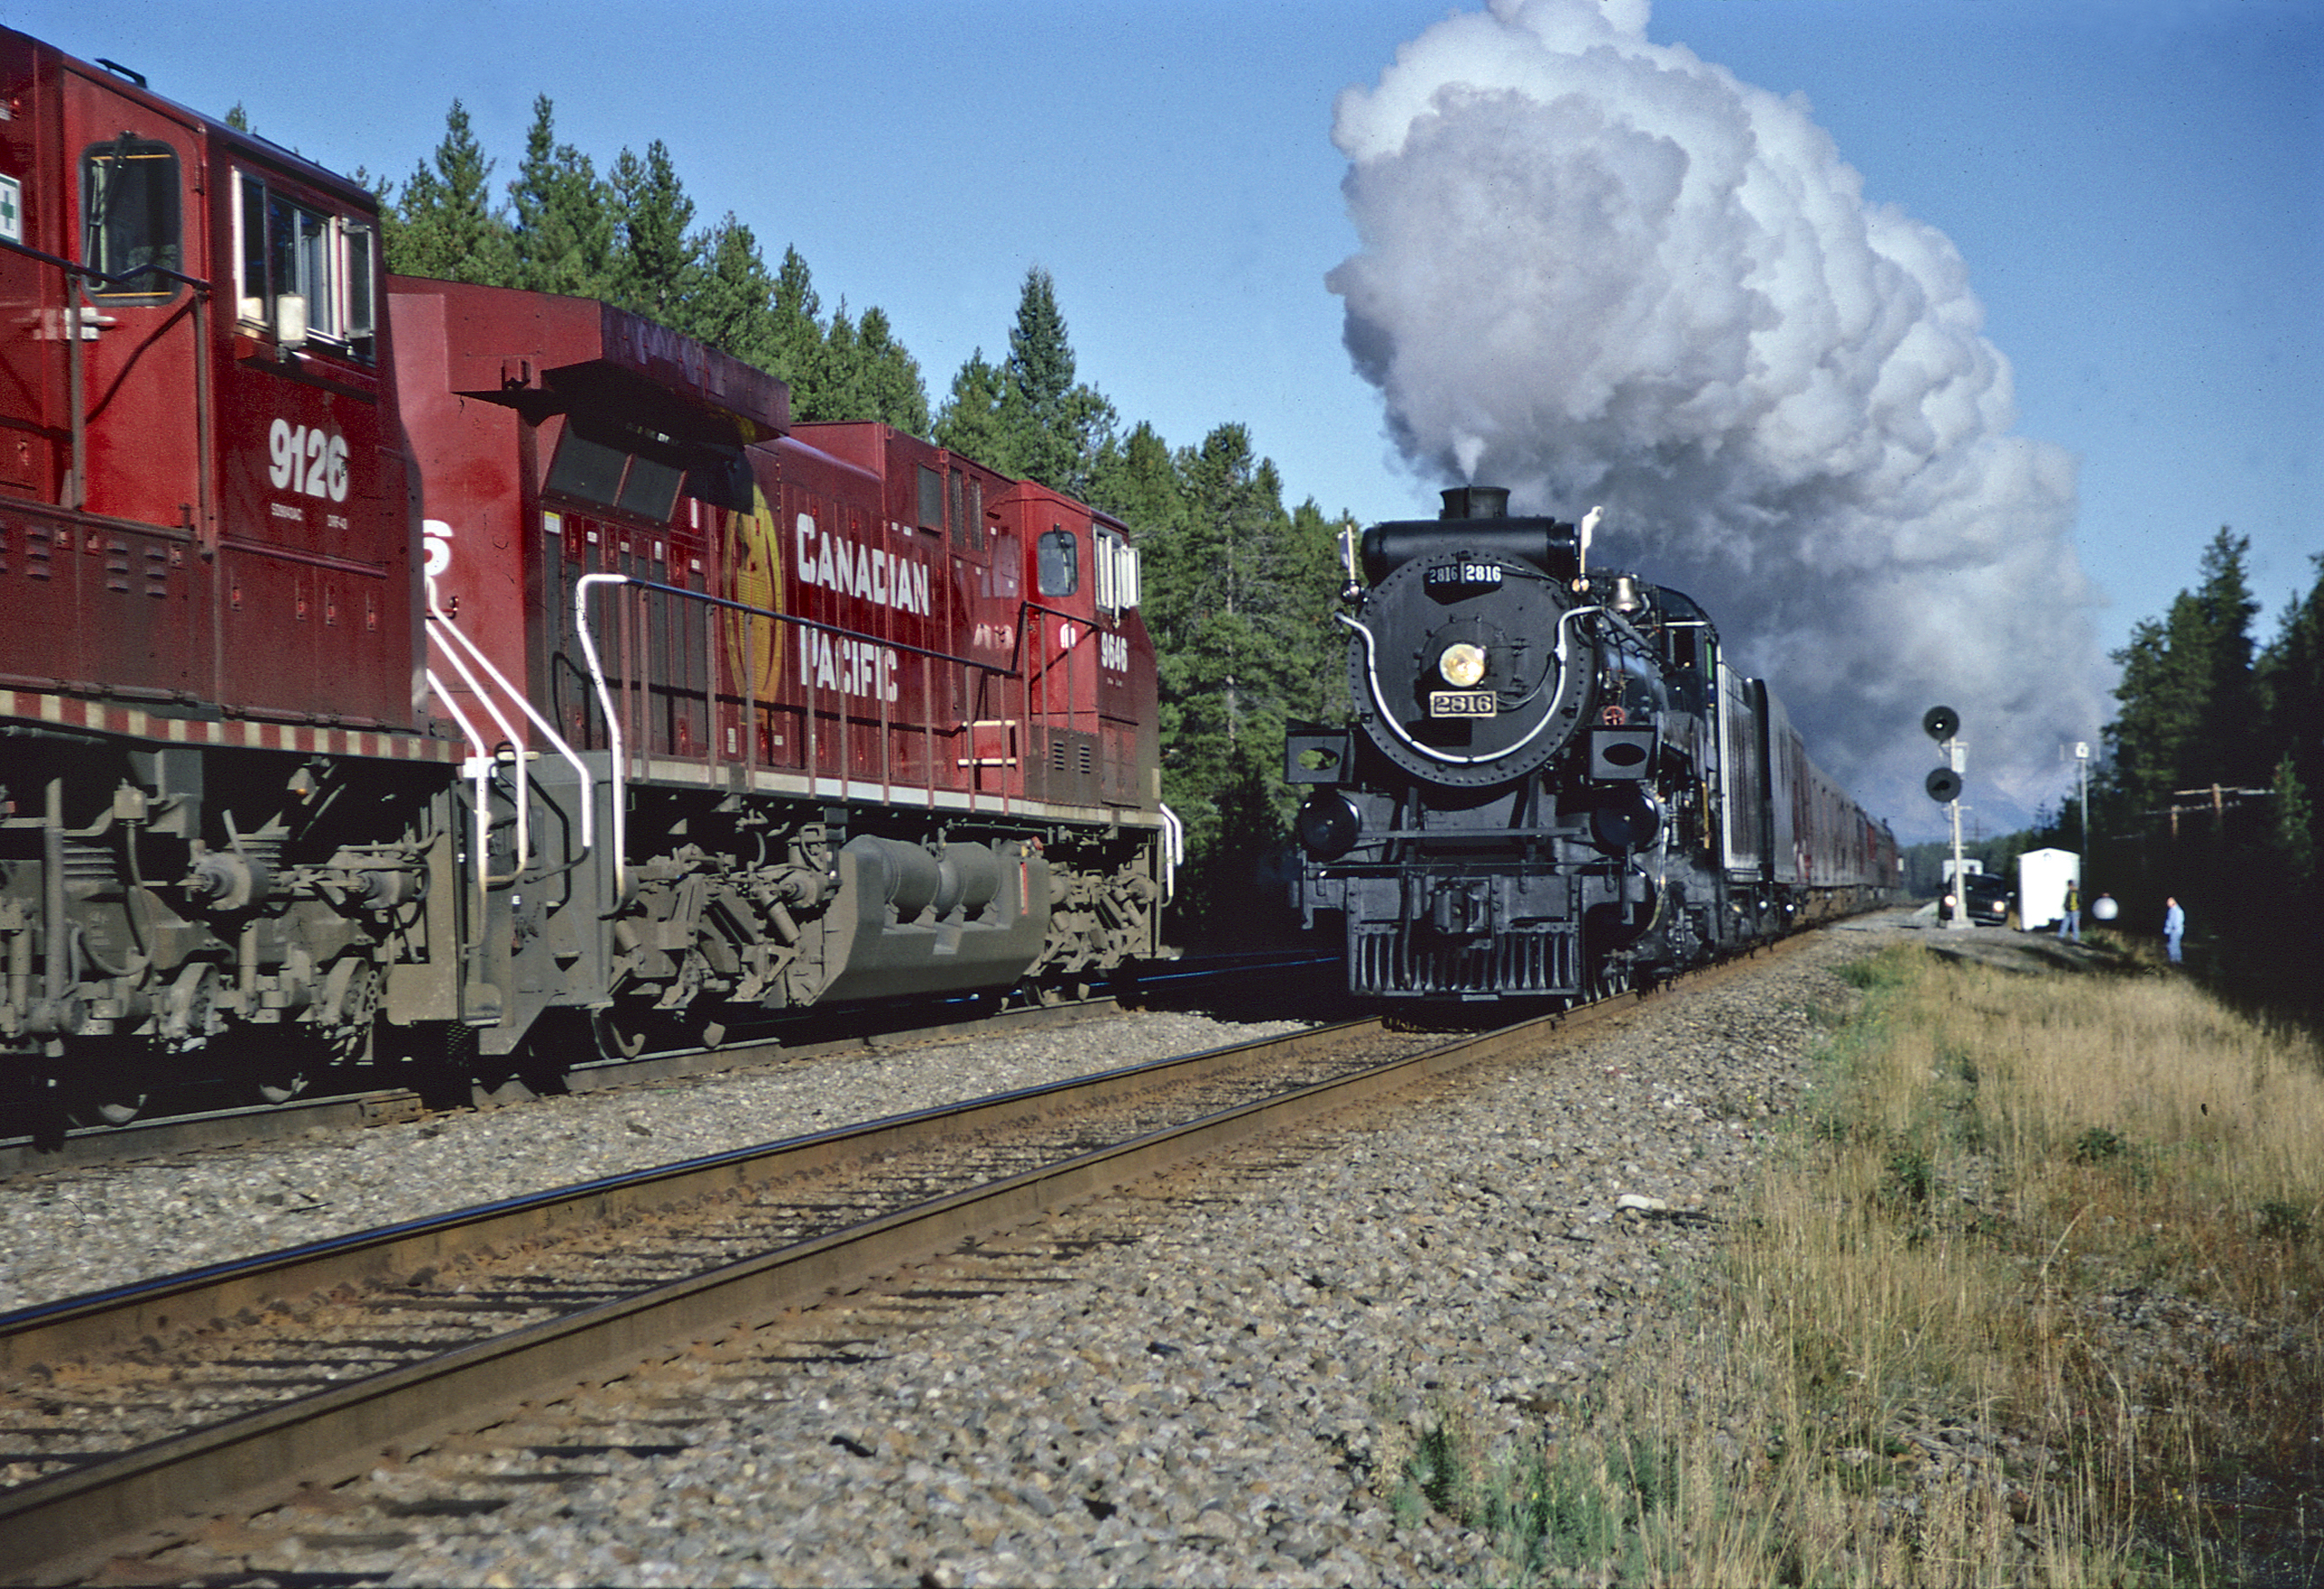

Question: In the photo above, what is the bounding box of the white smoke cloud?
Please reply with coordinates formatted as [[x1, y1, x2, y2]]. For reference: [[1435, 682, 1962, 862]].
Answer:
[[1329, 0, 2106, 836]]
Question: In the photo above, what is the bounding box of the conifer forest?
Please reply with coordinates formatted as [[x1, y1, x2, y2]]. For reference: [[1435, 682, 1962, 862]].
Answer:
[[360, 100, 2323, 1002]]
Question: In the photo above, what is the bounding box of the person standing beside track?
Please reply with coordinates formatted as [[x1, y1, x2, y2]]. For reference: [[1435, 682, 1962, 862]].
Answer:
[[2056, 880, 2081, 942], [2163, 896, 2185, 964]]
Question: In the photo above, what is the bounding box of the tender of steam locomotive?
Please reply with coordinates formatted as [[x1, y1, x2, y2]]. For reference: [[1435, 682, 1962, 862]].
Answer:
[[1287, 487, 1892, 1001]]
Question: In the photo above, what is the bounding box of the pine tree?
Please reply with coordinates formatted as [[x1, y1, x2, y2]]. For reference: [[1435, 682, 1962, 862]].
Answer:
[[933, 350, 1017, 473], [1003, 266, 1079, 486], [507, 97, 616, 297], [687, 215, 781, 373], [851, 307, 932, 434], [1143, 424, 1282, 866], [937, 267, 1118, 493], [2259, 553, 2324, 868], [1283, 498, 1358, 727], [2269, 753, 2317, 890], [2099, 527, 2263, 824], [2178, 528, 2263, 789], [389, 101, 513, 283], [1088, 421, 1185, 541], [815, 302, 866, 423], [765, 247, 827, 410], [608, 140, 700, 327]]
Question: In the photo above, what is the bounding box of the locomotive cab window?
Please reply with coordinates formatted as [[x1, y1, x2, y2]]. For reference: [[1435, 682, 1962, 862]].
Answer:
[[234, 171, 376, 360], [81, 139, 181, 303], [1036, 528, 1079, 598]]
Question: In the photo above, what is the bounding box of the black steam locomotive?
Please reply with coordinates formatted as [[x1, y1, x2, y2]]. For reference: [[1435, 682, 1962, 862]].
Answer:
[[1287, 487, 1896, 1001]]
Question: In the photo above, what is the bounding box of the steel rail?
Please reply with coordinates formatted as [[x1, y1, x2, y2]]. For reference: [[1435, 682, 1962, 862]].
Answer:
[[0, 1005, 1547, 1582], [0, 951, 1335, 1180], [0, 1011, 1370, 1376], [0, 928, 1834, 1579]]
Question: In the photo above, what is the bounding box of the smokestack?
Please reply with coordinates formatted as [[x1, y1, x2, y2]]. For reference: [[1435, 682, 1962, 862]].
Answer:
[[1329, 0, 2104, 834], [1439, 486, 1509, 521]]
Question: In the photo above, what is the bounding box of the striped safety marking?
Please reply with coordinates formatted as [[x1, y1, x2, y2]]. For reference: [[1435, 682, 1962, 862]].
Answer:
[[3, 690, 460, 763]]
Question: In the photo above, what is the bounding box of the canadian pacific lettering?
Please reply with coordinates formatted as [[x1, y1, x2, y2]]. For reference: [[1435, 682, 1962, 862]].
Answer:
[[798, 625, 900, 703], [794, 512, 932, 616]]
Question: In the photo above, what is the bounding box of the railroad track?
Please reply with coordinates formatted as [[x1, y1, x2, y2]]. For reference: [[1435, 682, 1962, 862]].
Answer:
[[0, 951, 1343, 1181], [0, 938, 1799, 1583]]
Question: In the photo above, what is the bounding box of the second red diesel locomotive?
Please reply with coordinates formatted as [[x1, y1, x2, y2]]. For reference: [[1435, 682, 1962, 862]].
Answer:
[[0, 31, 1174, 1114]]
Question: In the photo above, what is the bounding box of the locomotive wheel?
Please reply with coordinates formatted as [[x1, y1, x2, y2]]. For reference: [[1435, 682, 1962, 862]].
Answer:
[[248, 1049, 314, 1106], [245, 1040, 320, 1106], [80, 1094, 148, 1126], [1035, 979, 1089, 1009], [60, 1041, 152, 1126]]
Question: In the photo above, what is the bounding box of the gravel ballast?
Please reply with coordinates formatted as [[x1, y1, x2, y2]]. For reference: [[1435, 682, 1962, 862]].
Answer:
[[21, 921, 1907, 1585], [0, 1010, 1310, 1315]]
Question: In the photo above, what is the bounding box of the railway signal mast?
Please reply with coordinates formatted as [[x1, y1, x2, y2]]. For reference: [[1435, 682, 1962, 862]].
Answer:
[[1924, 707, 1971, 930]]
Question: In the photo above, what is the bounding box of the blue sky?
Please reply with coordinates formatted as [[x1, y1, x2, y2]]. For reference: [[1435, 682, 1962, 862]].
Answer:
[[10, 0, 2319, 831]]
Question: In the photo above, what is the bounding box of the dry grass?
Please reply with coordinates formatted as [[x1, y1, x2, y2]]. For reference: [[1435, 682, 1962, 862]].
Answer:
[[1394, 941, 2324, 1585]]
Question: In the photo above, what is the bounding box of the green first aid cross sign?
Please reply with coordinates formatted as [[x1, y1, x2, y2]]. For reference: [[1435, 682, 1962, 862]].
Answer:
[[0, 174, 19, 244]]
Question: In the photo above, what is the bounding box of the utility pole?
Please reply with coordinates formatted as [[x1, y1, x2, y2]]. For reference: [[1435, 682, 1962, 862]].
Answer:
[[2075, 741, 2090, 856]]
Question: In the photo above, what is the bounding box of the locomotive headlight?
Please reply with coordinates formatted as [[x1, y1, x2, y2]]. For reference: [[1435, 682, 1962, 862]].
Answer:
[[1437, 641, 1488, 688], [1295, 792, 1362, 860]]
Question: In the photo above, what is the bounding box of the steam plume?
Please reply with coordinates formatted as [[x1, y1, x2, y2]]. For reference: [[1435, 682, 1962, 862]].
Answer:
[[1329, 0, 2105, 833]]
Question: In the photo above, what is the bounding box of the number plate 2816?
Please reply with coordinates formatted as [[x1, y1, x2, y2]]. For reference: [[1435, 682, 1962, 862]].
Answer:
[[1429, 690, 1497, 717]]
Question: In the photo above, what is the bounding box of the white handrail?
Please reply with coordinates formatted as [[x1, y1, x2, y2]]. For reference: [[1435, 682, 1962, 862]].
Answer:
[[424, 590, 532, 875], [425, 574, 597, 856], [423, 668, 496, 907], [1340, 603, 1604, 767], [1157, 802, 1185, 905], [572, 572, 634, 904]]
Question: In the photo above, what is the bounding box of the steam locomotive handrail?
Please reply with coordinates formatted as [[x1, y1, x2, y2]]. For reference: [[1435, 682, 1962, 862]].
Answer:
[[1340, 602, 1606, 767], [1157, 803, 1184, 904]]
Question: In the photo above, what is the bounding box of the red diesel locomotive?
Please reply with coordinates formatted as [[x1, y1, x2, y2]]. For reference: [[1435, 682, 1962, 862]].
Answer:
[[0, 32, 1174, 1115]]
